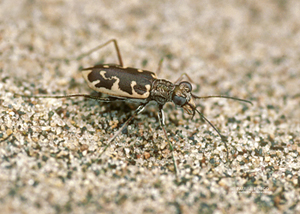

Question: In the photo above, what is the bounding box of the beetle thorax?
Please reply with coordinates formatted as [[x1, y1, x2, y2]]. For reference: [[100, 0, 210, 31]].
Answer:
[[150, 79, 175, 105]]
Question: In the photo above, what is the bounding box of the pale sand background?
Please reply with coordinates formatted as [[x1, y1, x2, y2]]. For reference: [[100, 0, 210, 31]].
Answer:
[[1, 0, 300, 213]]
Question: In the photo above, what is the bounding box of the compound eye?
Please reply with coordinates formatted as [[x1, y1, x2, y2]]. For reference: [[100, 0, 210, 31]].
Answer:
[[173, 95, 187, 106], [179, 81, 192, 92]]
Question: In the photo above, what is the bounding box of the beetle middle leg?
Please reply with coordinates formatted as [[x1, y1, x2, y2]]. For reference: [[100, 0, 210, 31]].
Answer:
[[98, 103, 147, 157], [174, 73, 194, 84]]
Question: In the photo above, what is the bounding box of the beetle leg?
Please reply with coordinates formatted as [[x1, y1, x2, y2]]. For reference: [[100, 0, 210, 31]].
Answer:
[[174, 72, 194, 84], [157, 106, 179, 178], [15, 93, 127, 103], [98, 103, 147, 157], [155, 58, 164, 76], [76, 39, 123, 67]]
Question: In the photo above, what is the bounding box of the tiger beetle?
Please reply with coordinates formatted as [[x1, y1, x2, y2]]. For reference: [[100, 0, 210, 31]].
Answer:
[[17, 39, 252, 177]]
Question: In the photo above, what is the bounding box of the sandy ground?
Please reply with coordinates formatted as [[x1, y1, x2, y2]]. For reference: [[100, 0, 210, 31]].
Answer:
[[1, 0, 300, 213]]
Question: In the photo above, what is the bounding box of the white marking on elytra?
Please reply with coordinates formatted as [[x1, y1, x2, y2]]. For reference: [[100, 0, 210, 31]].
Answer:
[[103, 65, 109, 68], [137, 69, 143, 73], [151, 73, 157, 79], [111, 77, 121, 93], [145, 84, 151, 92], [100, 70, 107, 78], [131, 81, 137, 88]]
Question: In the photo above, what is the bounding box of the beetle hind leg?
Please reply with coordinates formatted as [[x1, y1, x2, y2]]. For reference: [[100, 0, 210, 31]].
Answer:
[[76, 39, 123, 67]]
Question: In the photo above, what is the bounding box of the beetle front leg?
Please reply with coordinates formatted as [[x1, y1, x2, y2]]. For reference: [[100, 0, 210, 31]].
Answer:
[[157, 106, 179, 179]]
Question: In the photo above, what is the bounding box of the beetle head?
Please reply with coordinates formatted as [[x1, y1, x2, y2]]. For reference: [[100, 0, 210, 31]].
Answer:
[[172, 81, 196, 116]]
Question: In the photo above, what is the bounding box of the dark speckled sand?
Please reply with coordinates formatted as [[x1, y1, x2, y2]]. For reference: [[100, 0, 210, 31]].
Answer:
[[1, 1, 300, 213]]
